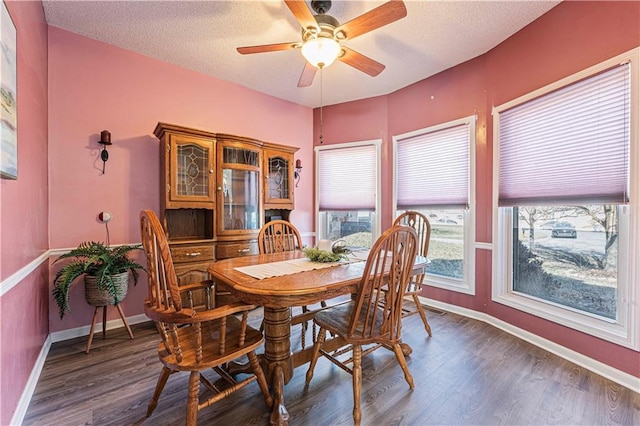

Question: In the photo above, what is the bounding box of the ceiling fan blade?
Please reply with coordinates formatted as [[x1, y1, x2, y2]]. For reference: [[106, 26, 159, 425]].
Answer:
[[284, 0, 319, 32], [338, 46, 385, 77], [335, 0, 407, 40], [297, 62, 318, 87], [237, 42, 301, 55]]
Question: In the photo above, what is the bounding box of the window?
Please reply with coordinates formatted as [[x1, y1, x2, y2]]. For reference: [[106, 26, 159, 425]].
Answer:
[[316, 140, 381, 249], [493, 49, 639, 349], [393, 116, 476, 294], [513, 205, 620, 320]]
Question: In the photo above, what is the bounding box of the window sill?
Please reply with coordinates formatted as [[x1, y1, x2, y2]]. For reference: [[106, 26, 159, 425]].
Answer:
[[492, 290, 637, 350]]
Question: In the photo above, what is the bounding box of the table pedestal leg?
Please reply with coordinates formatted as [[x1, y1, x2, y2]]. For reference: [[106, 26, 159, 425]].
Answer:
[[270, 364, 289, 426], [263, 306, 293, 426]]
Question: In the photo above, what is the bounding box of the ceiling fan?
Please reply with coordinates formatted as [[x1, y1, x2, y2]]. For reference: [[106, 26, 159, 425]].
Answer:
[[237, 0, 407, 87]]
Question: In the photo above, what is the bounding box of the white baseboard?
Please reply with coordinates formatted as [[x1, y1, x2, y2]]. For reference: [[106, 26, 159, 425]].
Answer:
[[50, 313, 150, 343], [12, 334, 51, 426], [421, 296, 640, 394]]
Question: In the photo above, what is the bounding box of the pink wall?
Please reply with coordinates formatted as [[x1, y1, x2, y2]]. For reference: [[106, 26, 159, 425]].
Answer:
[[2, 2, 638, 423], [312, 96, 390, 223], [0, 1, 49, 279], [47, 27, 314, 333], [481, 0, 640, 381], [0, 1, 49, 424], [316, 1, 640, 377]]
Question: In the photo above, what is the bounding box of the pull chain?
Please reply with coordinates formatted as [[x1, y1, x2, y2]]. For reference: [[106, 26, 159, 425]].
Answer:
[[319, 67, 324, 144]]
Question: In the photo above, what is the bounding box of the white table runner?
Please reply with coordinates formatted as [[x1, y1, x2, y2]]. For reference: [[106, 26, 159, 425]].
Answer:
[[234, 250, 370, 280]]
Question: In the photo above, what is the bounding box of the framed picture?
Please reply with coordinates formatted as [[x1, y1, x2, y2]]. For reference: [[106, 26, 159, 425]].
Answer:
[[0, 0, 17, 179]]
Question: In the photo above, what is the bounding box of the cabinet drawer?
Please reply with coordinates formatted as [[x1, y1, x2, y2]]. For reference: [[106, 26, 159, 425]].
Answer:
[[170, 244, 215, 264], [216, 241, 259, 259]]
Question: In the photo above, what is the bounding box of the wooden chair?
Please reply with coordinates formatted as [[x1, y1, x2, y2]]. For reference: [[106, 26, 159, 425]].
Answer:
[[139, 210, 273, 426], [305, 225, 419, 426], [257, 219, 302, 254], [257, 219, 324, 349], [392, 211, 433, 336]]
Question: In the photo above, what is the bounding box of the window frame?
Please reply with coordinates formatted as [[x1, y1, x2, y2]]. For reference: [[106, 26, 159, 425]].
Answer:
[[492, 48, 640, 350], [315, 140, 382, 243], [393, 115, 476, 295]]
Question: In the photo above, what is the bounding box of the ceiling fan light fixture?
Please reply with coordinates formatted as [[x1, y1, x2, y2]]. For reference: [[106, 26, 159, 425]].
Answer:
[[301, 37, 340, 69]]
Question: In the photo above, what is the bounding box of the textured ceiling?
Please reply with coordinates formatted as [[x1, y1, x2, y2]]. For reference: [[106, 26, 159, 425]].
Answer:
[[42, 0, 561, 108]]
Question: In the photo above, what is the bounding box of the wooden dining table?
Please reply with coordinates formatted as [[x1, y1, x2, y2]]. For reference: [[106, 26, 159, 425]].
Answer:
[[208, 250, 428, 426]]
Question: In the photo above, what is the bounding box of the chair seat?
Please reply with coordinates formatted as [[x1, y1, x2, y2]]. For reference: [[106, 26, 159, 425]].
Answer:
[[315, 301, 396, 346], [158, 316, 264, 371], [291, 297, 351, 327]]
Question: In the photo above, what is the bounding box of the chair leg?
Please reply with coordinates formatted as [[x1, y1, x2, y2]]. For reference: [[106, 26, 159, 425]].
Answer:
[[391, 343, 415, 390], [305, 327, 326, 386], [85, 307, 100, 354], [412, 294, 432, 336], [186, 371, 200, 426], [352, 345, 362, 426], [248, 351, 273, 408], [147, 366, 171, 417], [115, 303, 134, 339]]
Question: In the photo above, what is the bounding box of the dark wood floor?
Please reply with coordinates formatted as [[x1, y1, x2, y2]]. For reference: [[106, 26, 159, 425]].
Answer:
[[24, 306, 640, 425]]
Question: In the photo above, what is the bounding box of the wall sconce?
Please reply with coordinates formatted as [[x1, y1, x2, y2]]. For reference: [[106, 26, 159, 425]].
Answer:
[[294, 159, 302, 188], [98, 130, 111, 174]]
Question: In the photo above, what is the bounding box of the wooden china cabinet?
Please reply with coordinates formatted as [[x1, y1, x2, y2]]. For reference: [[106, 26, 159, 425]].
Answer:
[[154, 122, 299, 306]]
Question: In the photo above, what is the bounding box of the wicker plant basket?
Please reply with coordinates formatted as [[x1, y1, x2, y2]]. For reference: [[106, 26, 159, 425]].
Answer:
[[84, 271, 130, 307]]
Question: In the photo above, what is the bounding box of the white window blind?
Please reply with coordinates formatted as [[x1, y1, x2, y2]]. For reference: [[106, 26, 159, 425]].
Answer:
[[396, 123, 470, 209], [498, 63, 630, 206], [318, 144, 377, 211]]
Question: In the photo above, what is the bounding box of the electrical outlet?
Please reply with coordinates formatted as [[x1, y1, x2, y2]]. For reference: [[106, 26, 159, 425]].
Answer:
[[98, 211, 112, 223]]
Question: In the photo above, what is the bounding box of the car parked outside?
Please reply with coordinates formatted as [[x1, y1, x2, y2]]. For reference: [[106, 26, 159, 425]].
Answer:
[[436, 218, 458, 225], [551, 221, 577, 238]]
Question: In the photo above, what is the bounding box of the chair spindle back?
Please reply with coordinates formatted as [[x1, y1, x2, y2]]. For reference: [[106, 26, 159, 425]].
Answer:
[[258, 219, 302, 254], [393, 211, 431, 259], [140, 210, 183, 313]]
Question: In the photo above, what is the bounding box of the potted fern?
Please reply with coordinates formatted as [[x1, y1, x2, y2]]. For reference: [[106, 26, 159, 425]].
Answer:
[[53, 241, 145, 319]]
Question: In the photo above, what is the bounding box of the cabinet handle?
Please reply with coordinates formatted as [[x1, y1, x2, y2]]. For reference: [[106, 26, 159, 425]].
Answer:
[[237, 248, 250, 253], [209, 169, 214, 174], [186, 252, 201, 257]]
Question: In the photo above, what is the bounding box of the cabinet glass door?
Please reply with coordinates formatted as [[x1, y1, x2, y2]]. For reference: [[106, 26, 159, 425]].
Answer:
[[267, 156, 290, 200], [169, 135, 215, 205], [176, 143, 210, 197], [264, 149, 295, 208], [221, 168, 260, 231]]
